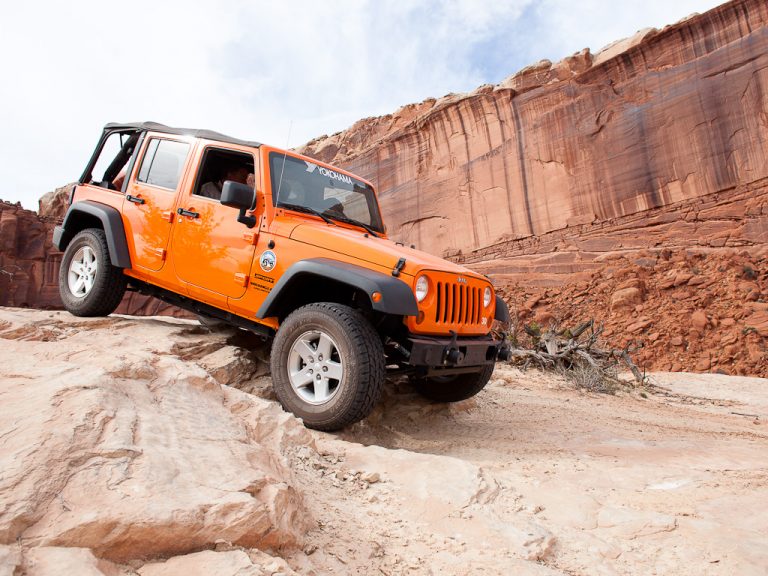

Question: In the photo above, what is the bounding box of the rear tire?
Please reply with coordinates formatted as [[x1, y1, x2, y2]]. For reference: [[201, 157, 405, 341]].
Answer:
[[59, 228, 127, 317], [270, 303, 385, 431], [410, 364, 494, 403]]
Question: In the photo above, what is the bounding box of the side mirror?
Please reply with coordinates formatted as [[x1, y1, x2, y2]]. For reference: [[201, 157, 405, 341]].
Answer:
[[221, 181, 257, 228]]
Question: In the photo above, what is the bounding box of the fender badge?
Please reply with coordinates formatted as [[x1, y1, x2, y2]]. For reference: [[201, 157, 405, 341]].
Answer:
[[259, 250, 277, 272]]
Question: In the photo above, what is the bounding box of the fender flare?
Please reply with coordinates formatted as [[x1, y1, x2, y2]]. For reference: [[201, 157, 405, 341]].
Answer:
[[494, 295, 511, 323], [53, 200, 132, 268], [256, 258, 418, 319]]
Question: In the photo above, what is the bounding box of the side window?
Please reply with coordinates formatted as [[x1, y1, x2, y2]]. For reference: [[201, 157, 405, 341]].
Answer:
[[194, 148, 255, 201], [137, 139, 190, 190]]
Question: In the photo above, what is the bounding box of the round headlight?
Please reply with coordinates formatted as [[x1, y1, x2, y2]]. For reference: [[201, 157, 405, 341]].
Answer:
[[415, 275, 429, 302], [483, 286, 492, 307]]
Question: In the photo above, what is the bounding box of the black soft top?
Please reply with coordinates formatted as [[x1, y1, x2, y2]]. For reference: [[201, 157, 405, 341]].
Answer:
[[104, 121, 261, 148]]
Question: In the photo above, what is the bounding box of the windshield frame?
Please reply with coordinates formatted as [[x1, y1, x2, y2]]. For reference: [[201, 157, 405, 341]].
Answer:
[[268, 151, 385, 233]]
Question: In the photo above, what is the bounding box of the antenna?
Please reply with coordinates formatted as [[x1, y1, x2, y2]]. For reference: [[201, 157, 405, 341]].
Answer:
[[275, 120, 293, 206]]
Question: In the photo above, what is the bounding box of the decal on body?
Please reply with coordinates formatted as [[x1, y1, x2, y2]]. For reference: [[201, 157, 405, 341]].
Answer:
[[259, 250, 277, 272], [304, 161, 353, 185]]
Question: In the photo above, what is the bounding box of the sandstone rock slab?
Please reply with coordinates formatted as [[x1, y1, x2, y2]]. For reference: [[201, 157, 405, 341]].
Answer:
[[138, 549, 298, 576], [0, 311, 310, 563], [23, 547, 127, 576]]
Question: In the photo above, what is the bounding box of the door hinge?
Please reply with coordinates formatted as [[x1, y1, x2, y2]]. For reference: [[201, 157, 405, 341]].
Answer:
[[153, 248, 167, 260], [242, 232, 258, 245], [161, 211, 174, 223], [234, 272, 249, 287]]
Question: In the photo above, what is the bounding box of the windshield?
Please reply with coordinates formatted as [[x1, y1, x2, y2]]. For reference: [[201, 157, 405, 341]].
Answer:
[[269, 152, 384, 233]]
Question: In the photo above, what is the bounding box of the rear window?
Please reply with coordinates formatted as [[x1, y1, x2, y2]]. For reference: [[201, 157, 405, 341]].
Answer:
[[137, 139, 190, 190]]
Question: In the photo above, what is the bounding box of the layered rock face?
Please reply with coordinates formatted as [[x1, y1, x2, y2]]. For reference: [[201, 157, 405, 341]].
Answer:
[[301, 1, 768, 260], [0, 201, 60, 309]]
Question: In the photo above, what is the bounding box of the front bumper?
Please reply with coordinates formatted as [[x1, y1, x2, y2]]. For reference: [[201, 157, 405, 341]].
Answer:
[[406, 334, 508, 368]]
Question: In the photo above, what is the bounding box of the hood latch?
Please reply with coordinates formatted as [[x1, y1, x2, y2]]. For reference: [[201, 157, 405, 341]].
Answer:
[[392, 257, 406, 277]]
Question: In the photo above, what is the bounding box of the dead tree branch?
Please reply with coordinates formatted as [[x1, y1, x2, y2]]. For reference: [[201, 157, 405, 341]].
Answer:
[[504, 319, 647, 393]]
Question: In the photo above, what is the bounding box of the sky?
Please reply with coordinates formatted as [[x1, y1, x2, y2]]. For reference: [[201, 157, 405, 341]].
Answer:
[[0, 0, 724, 210]]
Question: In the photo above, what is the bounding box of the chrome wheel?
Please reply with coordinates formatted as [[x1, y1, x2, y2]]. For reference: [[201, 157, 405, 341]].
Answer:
[[67, 246, 98, 298], [287, 330, 344, 405]]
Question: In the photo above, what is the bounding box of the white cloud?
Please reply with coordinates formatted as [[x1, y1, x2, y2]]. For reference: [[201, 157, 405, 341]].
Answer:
[[0, 0, 724, 209], [521, 0, 724, 64]]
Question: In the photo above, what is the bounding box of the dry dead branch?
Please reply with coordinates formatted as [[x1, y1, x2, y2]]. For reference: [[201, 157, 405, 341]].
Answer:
[[504, 319, 647, 394]]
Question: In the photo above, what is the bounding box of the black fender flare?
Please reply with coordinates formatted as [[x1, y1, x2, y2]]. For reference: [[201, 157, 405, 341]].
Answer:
[[494, 295, 511, 323], [256, 258, 418, 319], [53, 200, 132, 268]]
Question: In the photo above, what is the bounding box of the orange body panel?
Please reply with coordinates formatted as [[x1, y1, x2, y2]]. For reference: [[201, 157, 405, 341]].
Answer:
[[70, 137, 497, 338], [121, 133, 195, 272], [72, 185, 124, 210], [170, 141, 264, 306]]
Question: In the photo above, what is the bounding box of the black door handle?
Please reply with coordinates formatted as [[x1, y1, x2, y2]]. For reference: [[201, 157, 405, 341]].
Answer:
[[177, 208, 199, 219], [126, 194, 145, 205]]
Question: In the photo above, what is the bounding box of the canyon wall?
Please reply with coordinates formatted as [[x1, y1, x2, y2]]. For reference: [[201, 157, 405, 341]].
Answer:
[[300, 0, 768, 269], [0, 201, 60, 309]]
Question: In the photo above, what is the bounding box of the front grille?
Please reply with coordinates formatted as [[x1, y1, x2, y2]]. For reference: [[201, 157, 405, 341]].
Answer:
[[434, 281, 483, 326]]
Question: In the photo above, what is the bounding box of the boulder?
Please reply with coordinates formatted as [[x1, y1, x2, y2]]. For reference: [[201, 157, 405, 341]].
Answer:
[[745, 304, 768, 337], [0, 312, 311, 563], [610, 287, 643, 311], [690, 310, 708, 331]]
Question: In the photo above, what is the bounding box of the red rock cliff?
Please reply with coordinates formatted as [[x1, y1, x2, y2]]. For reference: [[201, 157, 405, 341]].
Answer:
[[300, 0, 768, 265], [0, 201, 60, 308]]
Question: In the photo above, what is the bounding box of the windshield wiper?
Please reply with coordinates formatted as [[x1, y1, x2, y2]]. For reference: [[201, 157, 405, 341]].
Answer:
[[279, 202, 336, 226], [325, 213, 380, 237]]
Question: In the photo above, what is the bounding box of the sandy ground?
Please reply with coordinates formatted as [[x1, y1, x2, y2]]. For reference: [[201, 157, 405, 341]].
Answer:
[[289, 368, 768, 575], [1, 308, 766, 575]]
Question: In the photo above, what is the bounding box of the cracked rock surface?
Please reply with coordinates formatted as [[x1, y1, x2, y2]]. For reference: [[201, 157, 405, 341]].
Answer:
[[1, 308, 767, 575]]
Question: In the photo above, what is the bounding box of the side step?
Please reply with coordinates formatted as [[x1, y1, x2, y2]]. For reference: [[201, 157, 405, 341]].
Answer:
[[127, 279, 273, 340]]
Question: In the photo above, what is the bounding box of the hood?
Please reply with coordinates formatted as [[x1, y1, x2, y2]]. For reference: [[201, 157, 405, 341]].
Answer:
[[289, 221, 486, 281]]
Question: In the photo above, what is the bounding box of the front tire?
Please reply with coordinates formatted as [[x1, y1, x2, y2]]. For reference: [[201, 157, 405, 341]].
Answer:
[[270, 303, 385, 431], [58, 228, 127, 317], [410, 364, 494, 402]]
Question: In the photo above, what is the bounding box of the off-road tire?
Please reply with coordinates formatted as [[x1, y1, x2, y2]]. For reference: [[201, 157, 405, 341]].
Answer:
[[410, 363, 494, 403], [270, 302, 385, 431], [59, 228, 127, 317]]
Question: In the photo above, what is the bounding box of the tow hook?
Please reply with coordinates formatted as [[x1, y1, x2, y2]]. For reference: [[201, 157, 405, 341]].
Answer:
[[386, 337, 411, 360], [443, 330, 464, 365]]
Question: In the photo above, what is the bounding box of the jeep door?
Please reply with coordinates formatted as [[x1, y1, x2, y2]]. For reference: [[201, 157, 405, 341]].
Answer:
[[171, 144, 261, 305], [122, 135, 193, 271]]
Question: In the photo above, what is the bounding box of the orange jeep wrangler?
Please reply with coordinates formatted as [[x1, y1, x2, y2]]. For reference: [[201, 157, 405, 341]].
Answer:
[[55, 122, 511, 430]]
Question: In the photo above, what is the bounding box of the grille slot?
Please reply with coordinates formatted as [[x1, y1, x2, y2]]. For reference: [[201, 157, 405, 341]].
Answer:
[[433, 280, 485, 327]]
